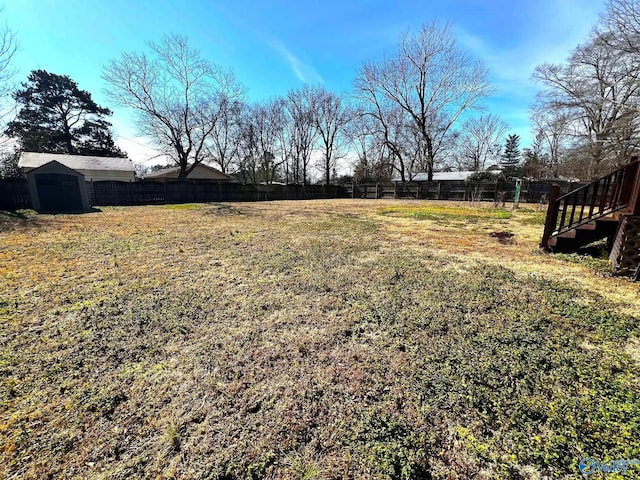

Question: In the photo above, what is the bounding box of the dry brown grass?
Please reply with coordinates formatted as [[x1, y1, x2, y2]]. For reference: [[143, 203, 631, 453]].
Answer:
[[1, 200, 639, 479]]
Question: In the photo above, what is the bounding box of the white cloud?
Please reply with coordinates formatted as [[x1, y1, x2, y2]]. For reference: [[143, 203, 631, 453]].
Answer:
[[454, 1, 603, 88], [269, 38, 324, 84], [452, 2, 604, 146]]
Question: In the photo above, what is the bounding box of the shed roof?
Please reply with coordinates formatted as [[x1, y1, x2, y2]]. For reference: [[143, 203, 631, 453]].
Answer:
[[18, 152, 134, 172], [27, 160, 85, 177]]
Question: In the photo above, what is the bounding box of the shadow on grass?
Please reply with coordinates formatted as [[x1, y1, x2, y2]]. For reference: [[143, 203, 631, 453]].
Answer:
[[0, 207, 101, 232]]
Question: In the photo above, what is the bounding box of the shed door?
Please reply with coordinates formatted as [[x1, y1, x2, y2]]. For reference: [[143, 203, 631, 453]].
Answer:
[[35, 173, 82, 212]]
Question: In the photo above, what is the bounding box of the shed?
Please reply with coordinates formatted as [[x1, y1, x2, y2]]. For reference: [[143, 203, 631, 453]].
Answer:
[[25, 160, 90, 212], [143, 163, 231, 183], [19, 152, 136, 182]]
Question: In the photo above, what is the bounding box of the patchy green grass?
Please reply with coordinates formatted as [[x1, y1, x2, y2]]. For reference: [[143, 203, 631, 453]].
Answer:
[[379, 205, 517, 228], [163, 203, 204, 210], [553, 242, 612, 276], [1, 200, 639, 479]]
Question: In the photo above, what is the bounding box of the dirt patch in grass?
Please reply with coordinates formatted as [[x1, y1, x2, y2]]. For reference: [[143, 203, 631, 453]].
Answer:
[[1, 199, 639, 479]]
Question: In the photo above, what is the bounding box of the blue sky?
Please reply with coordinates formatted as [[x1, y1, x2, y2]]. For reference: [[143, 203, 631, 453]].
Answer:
[[4, 0, 606, 165]]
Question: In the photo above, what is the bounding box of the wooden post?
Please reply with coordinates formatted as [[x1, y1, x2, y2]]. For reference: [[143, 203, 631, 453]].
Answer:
[[352, 183, 355, 199], [394, 181, 398, 199], [541, 184, 561, 249], [375, 182, 379, 199], [627, 158, 640, 215], [514, 179, 522, 209]]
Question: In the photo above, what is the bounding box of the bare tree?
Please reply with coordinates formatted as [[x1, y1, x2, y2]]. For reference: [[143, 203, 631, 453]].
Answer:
[[457, 114, 507, 171], [533, 32, 640, 177], [0, 9, 17, 163], [310, 86, 352, 185], [355, 21, 493, 181], [345, 110, 382, 181], [530, 104, 572, 178], [285, 86, 317, 184], [207, 96, 244, 174], [237, 99, 286, 184], [274, 98, 293, 184], [599, 0, 640, 56], [254, 99, 285, 184], [103, 34, 244, 180], [353, 77, 412, 181], [0, 10, 17, 101]]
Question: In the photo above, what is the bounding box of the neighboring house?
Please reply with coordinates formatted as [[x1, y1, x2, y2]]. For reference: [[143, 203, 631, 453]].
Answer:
[[18, 152, 135, 182], [392, 171, 503, 182], [143, 163, 231, 183]]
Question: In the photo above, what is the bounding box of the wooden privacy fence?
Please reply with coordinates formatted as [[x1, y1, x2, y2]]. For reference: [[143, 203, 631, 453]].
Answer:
[[345, 180, 586, 203], [86, 181, 347, 206], [0, 179, 349, 209], [1, 178, 588, 210], [0, 178, 31, 210]]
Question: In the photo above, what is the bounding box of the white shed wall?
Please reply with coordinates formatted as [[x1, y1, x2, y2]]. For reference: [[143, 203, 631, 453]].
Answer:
[[77, 170, 136, 182]]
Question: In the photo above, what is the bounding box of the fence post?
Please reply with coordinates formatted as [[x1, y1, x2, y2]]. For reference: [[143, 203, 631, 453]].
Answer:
[[541, 184, 561, 249], [436, 181, 441, 200], [514, 179, 522, 209], [376, 182, 379, 199]]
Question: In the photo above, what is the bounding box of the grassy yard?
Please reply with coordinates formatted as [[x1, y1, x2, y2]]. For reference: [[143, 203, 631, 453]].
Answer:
[[1, 199, 639, 479]]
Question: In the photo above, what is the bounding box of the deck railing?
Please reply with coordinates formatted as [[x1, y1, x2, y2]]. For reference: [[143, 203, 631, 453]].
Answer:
[[541, 159, 640, 248]]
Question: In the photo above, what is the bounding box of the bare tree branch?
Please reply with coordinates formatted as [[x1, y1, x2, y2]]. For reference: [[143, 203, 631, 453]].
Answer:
[[355, 21, 493, 181], [103, 34, 245, 180]]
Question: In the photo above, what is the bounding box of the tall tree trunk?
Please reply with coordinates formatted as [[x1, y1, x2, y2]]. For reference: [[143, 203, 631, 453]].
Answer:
[[325, 155, 331, 186], [63, 120, 74, 154]]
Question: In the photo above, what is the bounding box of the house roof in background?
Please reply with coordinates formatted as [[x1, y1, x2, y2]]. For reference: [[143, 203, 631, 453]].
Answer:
[[143, 163, 229, 178], [392, 170, 503, 182], [18, 152, 134, 172]]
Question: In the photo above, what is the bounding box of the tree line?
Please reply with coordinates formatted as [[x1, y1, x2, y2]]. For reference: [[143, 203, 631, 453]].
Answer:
[[529, 0, 640, 179], [2, 1, 640, 182]]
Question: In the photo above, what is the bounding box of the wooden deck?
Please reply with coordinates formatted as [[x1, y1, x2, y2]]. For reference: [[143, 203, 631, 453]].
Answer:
[[541, 158, 640, 278]]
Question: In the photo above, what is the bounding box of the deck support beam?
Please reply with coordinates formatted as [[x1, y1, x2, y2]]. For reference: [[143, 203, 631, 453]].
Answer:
[[541, 184, 560, 250]]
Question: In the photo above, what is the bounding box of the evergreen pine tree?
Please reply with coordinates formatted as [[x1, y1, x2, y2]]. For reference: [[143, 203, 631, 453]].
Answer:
[[6, 70, 126, 157], [501, 134, 521, 178]]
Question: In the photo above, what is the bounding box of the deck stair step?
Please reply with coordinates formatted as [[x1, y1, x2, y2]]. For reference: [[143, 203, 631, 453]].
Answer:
[[541, 160, 640, 262], [546, 216, 620, 253]]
